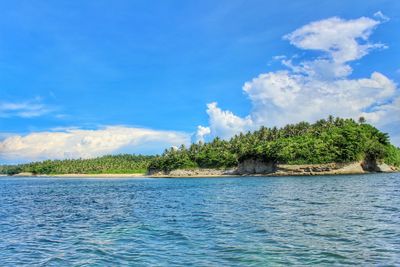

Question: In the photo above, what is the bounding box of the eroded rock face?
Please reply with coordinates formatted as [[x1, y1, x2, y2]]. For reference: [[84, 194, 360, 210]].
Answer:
[[361, 159, 378, 172], [360, 159, 396, 172], [237, 159, 276, 174], [274, 162, 363, 175], [147, 159, 397, 177], [375, 163, 394, 172], [335, 162, 365, 174]]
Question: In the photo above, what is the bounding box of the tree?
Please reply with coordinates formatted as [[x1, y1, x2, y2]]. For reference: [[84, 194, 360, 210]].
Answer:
[[2, 117, 399, 176]]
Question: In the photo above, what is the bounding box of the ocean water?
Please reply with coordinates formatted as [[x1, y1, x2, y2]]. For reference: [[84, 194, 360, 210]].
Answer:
[[0, 173, 399, 266]]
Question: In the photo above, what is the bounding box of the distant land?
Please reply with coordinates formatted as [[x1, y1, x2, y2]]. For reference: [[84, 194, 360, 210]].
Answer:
[[1, 117, 399, 177]]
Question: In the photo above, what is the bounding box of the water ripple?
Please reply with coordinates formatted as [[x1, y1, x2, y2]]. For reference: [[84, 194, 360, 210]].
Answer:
[[0, 173, 399, 266]]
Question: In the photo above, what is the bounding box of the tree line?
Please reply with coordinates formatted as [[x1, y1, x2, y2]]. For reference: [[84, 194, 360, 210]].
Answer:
[[148, 117, 400, 172], [0, 154, 155, 175], [1, 117, 399, 175]]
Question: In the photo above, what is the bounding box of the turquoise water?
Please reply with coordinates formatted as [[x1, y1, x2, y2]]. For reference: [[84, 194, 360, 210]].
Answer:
[[0, 174, 399, 266]]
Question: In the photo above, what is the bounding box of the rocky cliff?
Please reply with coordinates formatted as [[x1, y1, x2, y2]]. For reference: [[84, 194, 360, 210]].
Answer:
[[149, 159, 397, 177]]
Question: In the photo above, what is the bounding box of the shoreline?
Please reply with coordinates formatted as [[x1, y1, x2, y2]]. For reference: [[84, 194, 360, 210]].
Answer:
[[148, 161, 398, 178], [4, 161, 398, 178], [43, 173, 147, 178], [9, 173, 147, 178], [148, 171, 398, 178], [5, 168, 398, 179], [3, 172, 397, 179]]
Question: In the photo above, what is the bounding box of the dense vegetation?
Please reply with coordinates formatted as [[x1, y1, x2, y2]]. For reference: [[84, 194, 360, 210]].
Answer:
[[0, 154, 155, 175], [1, 117, 399, 175], [148, 117, 400, 172]]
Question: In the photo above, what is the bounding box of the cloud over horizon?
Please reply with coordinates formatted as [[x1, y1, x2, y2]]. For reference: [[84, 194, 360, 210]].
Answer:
[[0, 126, 190, 163], [196, 15, 400, 145]]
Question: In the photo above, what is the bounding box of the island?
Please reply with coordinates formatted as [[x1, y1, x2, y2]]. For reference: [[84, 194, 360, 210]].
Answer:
[[1, 117, 399, 177]]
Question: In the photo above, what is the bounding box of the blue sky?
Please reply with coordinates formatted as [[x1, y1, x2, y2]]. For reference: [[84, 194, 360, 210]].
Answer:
[[0, 0, 399, 163]]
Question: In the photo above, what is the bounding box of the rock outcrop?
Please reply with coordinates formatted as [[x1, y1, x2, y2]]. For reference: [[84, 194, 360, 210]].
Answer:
[[274, 162, 362, 175], [237, 159, 276, 174], [148, 159, 397, 177], [361, 158, 397, 172], [375, 162, 396, 172], [237, 159, 397, 176]]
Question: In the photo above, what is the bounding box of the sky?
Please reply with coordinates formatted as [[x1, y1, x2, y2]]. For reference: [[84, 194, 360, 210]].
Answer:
[[0, 0, 399, 163]]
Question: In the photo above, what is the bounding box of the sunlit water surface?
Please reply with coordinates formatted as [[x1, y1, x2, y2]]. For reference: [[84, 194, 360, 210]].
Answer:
[[0, 173, 399, 266]]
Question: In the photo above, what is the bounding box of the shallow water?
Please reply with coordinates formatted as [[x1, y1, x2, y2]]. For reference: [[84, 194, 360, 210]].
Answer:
[[0, 173, 399, 266]]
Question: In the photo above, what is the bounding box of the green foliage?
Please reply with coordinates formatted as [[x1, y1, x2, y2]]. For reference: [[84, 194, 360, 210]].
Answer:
[[1, 117, 399, 175], [0, 165, 22, 175], [0, 154, 154, 175], [148, 117, 400, 171], [148, 138, 237, 172], [384, 145, 400, 167]]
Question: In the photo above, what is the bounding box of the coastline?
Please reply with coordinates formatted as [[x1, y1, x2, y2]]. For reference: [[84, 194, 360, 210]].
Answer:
[[4, 172, 398, 178], [9, 173, 147, 178], [44, 173, 147, 178], [6, 161, 397, 178], [148, 161, 398, 178]]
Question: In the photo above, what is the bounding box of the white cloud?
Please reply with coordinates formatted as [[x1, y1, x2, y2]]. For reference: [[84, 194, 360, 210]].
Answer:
[[0, 99, 51, 118], [193, 125, 211, 143], [200, 102, 253, 140], [0, 132, 16, 141], [198, 14, 400, 146], [0, 126, 190, 163], [284, 16, 384, 63], [272, 55, 286, 61], [245, 71, 396, 127], [195, 102, 253, 142], [373, 11, 390, 22]]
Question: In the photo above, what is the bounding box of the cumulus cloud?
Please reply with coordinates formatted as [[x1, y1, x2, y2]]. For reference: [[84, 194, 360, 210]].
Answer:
[[284, 16, 384, 63], [244, 71, 396, 127], [193, 125, 211, 143], [197, 14, 400, 145], [205, 102, 253, 140], [0, 99, 51, 118], [0, 126, 190, 163]]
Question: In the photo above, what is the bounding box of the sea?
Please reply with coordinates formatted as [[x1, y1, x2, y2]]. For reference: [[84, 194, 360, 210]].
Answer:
[[0, 173, 399, 266]]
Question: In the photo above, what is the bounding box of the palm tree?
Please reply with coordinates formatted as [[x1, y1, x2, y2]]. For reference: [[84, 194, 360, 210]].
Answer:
[[358, 116, 366, 124]]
